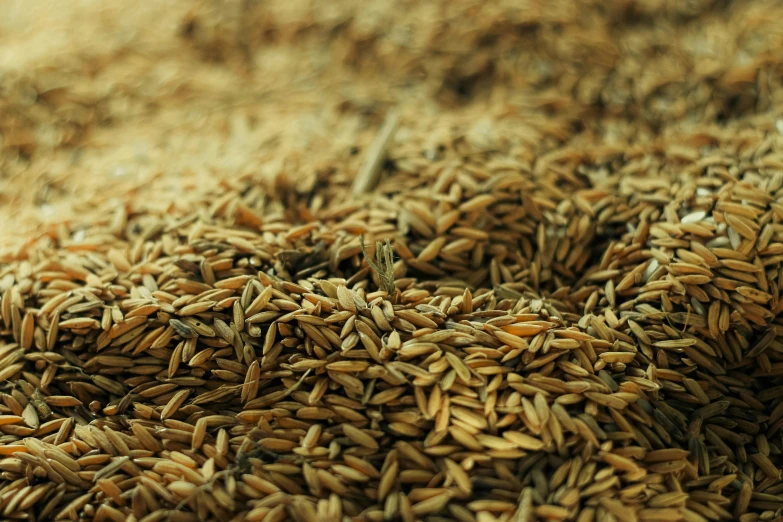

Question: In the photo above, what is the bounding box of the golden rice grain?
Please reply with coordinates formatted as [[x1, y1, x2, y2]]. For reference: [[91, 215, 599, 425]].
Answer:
[[2, 4, 783, 520]]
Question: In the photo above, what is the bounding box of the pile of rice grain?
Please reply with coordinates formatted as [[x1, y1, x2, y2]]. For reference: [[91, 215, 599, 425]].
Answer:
[[3, 1, 783, 522], [2, 112, 783, 522]]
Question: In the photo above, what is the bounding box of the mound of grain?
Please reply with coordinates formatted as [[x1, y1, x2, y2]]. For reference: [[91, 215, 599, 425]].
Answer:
[[2, 1, 783, 522]]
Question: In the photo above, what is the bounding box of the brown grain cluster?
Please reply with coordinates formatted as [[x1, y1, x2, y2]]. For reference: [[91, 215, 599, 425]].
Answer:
[[3, 1, 783, 522]]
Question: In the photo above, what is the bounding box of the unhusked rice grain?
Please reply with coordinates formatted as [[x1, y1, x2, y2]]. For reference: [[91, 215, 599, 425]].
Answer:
[[4, 1, 783, 521]]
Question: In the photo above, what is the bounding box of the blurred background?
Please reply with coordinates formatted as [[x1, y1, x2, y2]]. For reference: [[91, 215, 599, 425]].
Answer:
[[2, 0, 782, 254]]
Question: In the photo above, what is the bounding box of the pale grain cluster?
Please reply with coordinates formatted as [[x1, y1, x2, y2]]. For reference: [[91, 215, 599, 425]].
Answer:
[[3, 1, 783, 522]]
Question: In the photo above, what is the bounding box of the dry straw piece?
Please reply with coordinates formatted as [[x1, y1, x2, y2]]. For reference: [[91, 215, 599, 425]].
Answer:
[[4, 0, 783, 522]]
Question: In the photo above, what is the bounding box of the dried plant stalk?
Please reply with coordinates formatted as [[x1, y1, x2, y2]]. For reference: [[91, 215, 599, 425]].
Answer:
[[351, 110, 400, 195], [360, 236, 396, 295]]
